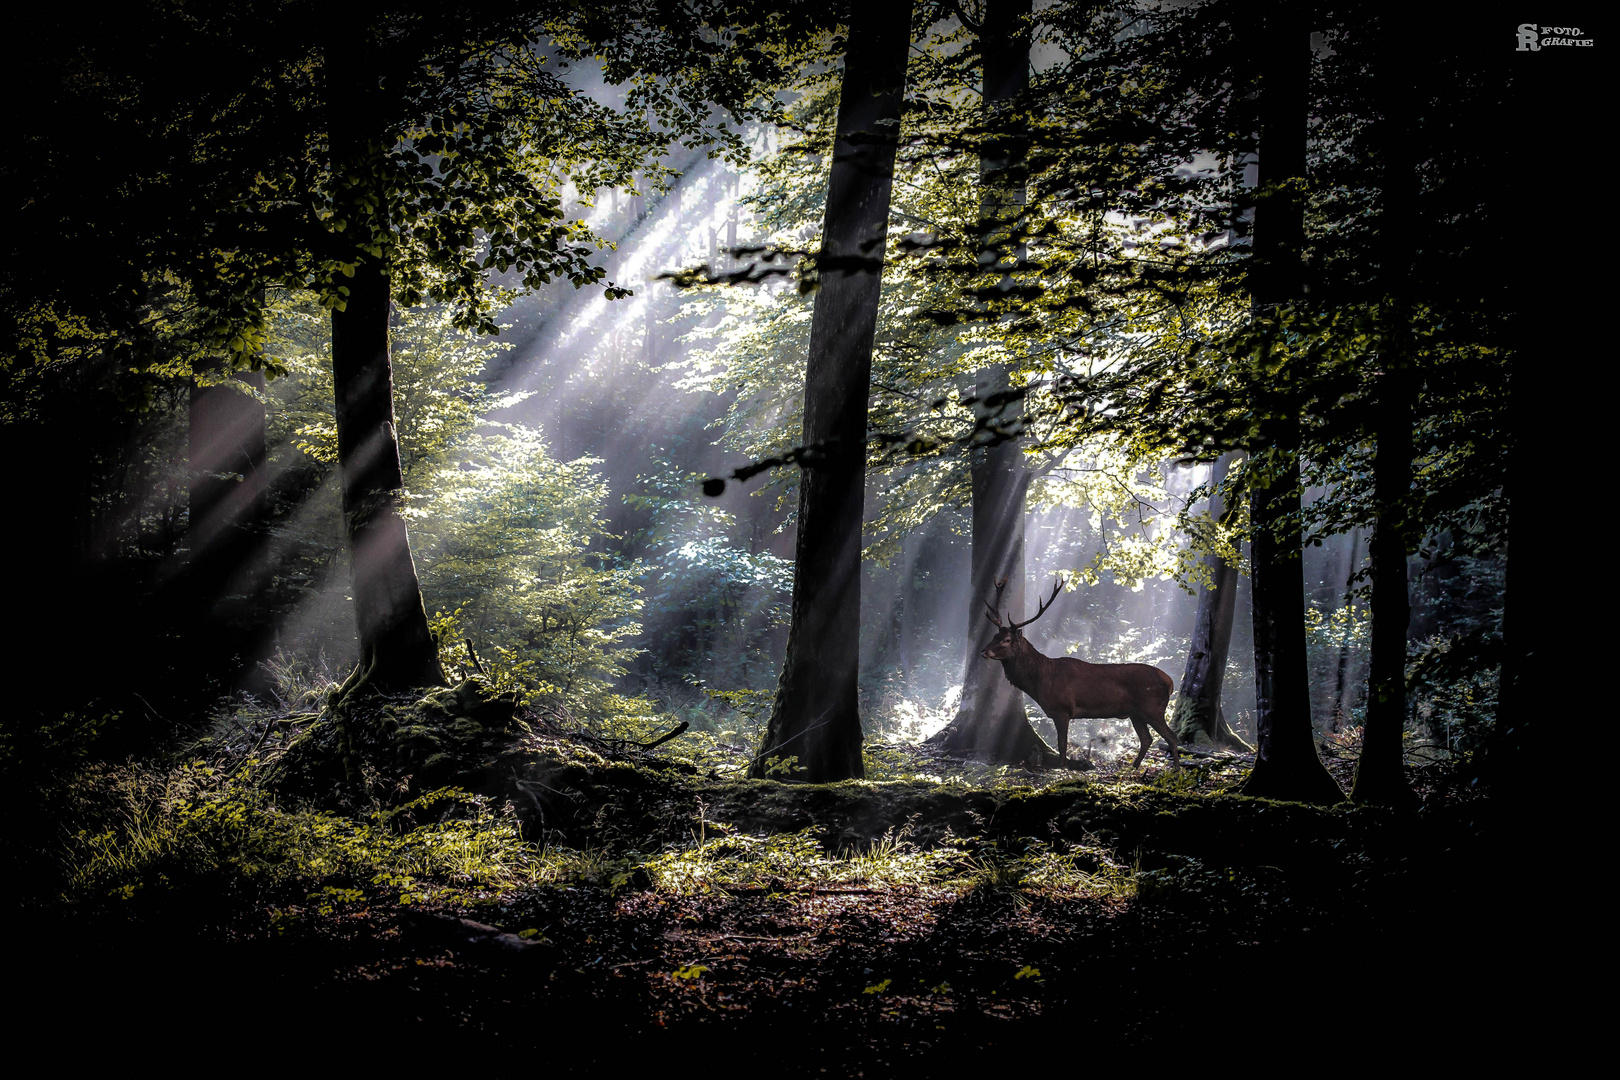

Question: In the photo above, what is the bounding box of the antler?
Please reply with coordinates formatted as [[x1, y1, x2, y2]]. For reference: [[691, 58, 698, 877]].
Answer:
[[1009, 579, 1063, 630], [983, 577, 1009, 626]]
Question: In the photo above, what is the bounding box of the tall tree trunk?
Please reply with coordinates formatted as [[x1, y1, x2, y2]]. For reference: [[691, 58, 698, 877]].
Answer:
[[1353, 29, 1419, 807], [1239, 5, 1342, 806], [1354, 354, 1414, 804], [1246, 423, 1340, 803], [1331, 528, 1362, 724], [930, 0, 1070, 766], [751, 1, 912, 782], [330, 263, 445, 700], [323, 40, 444, 702], [1174, 452, 1250, 750]]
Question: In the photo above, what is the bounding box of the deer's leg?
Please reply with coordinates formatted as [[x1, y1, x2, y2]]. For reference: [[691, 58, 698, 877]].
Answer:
[[1130, 710, 1181, 770], [1146, 711, 1181, 771], [1130, 718, 1151, 769], [1054, 715, 1070, 760]]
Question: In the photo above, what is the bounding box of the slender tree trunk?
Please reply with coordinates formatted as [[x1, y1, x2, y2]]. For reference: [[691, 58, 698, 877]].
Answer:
[[930, 0, 1072, 766], [321, 42, 444, 701], [1246, 422, 1341, 803], [933, 408, 1056, 762], [1239, 5, 1342, 805], [751, 1, 913, 782], [1354, 349, 1415, 804], [330, 263, 445, 700], [1174, 452, 1250, 750], [1332, 528, 1362, 723], [1352, 36, 1420, 806]]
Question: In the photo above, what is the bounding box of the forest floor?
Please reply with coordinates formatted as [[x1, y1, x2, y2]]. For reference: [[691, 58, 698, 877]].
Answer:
[[4, 682, 1558, 1069]]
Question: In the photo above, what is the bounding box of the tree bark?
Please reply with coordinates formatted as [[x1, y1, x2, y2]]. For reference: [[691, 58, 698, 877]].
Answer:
[[1353, 354, 1415, 805], [1352, 32, 1418, 808], [330, 263, 446, 700], [1173, 452, 1250, 750], [1239, 5, 1342, 806], [929, 0, 1070, 766], [1245, 422, 1341, 804], [1331, 528, 1362, 724], [321, 37, 445, 702], [751, 1, 913, 782]]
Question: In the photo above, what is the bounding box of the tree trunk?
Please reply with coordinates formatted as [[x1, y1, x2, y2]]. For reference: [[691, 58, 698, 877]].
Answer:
[[1352, 33, 1419, 807], [751, 1, 913, 782], [930, 0, 1069, 767], [1174, 452, 1250, 750], [1331, 528, 1362, 724], [1245, 424, 1341, 804], [330, 263, 446, 700], [321, 40, 445, 702], [1239, 6, 1342, 806], [931, 409, 1067, 764], [1353, 351, 1415, 805]]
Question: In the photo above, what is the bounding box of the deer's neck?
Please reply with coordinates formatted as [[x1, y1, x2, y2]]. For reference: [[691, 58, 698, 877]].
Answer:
[[999, 638, 1050, 693]]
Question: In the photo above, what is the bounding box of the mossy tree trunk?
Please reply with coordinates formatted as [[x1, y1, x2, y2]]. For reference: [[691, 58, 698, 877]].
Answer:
[[751, 1, 913, 783], [1239, 6, 1342, 806], [1173, 452, 1250, 751]]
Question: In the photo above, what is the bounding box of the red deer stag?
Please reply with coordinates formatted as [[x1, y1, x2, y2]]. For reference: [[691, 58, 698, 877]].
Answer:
[[982, 579, 1180, 770]]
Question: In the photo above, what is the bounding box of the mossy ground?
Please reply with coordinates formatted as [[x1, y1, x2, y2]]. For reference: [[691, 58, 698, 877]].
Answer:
[[7, 680, 1534, 1068]]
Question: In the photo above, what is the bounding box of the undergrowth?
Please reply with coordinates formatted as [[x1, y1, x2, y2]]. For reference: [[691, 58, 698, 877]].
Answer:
[[61, 764, 546, 909], [57, 749, 1139, 916], [634, 822, 1135, 899], [35, 656, 1480, 932]]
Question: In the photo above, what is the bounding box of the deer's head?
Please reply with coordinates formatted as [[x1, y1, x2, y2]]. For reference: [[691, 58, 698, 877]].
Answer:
[[982, 624, 1024, 660], [981, 578, 1062, 661]]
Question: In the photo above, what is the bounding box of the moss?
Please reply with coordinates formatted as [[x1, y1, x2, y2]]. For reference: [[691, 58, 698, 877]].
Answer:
[[494, 745, 1397, 885], [267, 678, 519, 806], [248, 685, 1459, 891]]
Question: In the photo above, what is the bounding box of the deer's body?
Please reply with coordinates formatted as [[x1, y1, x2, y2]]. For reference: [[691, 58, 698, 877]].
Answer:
[[982, 579, 1180, 770]]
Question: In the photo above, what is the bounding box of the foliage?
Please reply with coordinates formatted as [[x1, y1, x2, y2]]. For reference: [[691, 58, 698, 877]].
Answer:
[[412, 431, 646, 713], [60, 756, 542, 908], [260, 290, 653, 719], [1408, 634, 1500, 757], [624, 452, 792, 695], [8, 2, 809, 373], [1305, 600, 1371, 730], [3, 5, 1523, 856], [670, 5, 1245, 603]]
